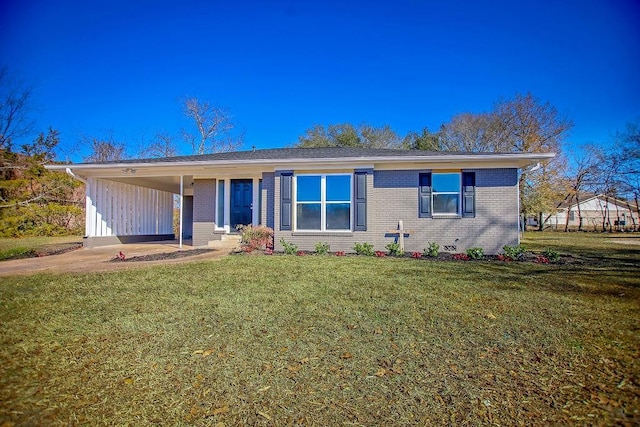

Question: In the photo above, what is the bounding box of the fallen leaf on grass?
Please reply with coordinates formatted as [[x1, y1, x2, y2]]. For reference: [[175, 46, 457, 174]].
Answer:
[[123, 377, 134, 385], [257, 411, 272, 420], [375, 368, 386, 377], [486, 312, 497, 319], [202, 349, 215, 357], [212, 405, 229, 415], [192, 349, 204, 355], [341, 352, 353, 359]]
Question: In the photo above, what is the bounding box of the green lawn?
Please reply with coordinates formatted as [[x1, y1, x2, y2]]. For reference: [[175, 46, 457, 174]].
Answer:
[[0, 232, 638, 425], [0, 235, 82, 260]]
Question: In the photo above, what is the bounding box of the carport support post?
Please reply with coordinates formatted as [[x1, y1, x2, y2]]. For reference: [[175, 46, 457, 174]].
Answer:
[[179, 175, 183, 249]]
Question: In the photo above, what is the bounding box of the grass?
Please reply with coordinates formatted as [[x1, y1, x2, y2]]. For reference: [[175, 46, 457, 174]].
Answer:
[[0, 232, 639, 425], [0, 235, 82, 260]]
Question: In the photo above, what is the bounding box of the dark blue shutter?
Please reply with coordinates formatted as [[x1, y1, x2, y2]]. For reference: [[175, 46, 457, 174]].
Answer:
[[354, 172, 367, 231], [419, 173, 432, 218], [462, 171, 476, 218], [280, 173, 293, 230]]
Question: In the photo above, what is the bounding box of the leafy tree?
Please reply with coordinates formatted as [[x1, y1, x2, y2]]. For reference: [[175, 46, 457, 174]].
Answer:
[[1, 129, 83, 236], [402, 127, 441, 150], [181, 97, 243, 154], [296, 123, 402, 148]]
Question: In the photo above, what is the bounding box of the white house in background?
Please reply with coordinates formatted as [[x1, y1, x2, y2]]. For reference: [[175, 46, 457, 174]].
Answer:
[[545, 194, 639, 231]]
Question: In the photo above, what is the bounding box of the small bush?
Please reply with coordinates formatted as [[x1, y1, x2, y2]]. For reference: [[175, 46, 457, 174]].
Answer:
[[239, 225, 274, 252], [502, 244, 525, 261], [296, 251, 306, 256], [385, 242, 404, 256], [375, 250, 386, 257], [411, 251, 422, 259], [424, 242, 439, 258], [280, 238, 298, 255], [453, 253, 469, 261], [466, 247, 484, 260], [543, 248, 560, 262], [534, 255, 549, 264], [314, 242, 330, 255], [353, 242, 375, 256], [335, 251, 346, 257]]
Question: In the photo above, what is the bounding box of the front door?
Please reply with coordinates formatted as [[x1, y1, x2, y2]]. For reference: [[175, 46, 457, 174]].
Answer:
[[230, 179, 253, 229]]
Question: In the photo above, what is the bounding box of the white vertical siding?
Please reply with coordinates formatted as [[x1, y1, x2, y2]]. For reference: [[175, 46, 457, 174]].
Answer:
[[84, 179, 174, 237]]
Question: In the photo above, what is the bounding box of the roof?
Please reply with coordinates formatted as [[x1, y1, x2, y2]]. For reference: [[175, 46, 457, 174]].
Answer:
[[46, 147, 555, 194], [52, 146, 555, 167]]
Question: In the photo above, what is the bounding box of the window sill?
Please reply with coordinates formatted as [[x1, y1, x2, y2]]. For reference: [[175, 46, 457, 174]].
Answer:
[[431, 214, 462, 219], [292, 231, 354, 236]]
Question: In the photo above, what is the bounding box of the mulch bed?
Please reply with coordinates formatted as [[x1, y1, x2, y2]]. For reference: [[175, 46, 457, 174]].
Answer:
[[109, 249, 216, 262]]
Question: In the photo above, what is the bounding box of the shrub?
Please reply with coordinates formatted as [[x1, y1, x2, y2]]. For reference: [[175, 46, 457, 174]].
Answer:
[[424, 242, 439, 258], [239, 225, 274, 252], [502, 244, 525, 261], [453, 253, 469, 261], [543, 248, 560, 262], [353, 242, 375, 256], [466, 247, 484, 260], [335, 251, 346, 257], [297, 251, 306, 256], [411, 251, 422, 259], [264, 248, 274, 255], [314, 242, 330, 255], [385, 242, 404, 256], [280, 238, 298, 255], [375, 250, 386, 257]]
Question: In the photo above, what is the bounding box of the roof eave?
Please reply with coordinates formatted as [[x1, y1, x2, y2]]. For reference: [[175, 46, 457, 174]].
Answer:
[[46, 152, 556, 172]]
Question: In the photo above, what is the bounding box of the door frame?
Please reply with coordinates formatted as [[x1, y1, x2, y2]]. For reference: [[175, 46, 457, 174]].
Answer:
[[215, 177, 260, 232]]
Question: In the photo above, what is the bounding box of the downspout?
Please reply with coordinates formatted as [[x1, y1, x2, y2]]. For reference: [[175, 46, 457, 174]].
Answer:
[[65, 167, 87, 184], [179, 175, 184, 249]]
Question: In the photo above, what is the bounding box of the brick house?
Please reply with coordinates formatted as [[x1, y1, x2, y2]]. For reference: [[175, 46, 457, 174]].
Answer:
[[48, 147, 554, 254]]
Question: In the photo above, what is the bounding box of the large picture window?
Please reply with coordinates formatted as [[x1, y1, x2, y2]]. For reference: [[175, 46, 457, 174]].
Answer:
[[295, 174, 351, 231], [432, 173, 461, 215]]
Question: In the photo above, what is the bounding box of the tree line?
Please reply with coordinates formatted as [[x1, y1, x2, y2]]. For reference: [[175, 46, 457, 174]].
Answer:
[[1, 66, 638, 236]]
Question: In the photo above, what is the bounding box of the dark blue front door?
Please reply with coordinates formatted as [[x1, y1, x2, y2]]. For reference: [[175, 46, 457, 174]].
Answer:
[[230, 179, 252, 229]]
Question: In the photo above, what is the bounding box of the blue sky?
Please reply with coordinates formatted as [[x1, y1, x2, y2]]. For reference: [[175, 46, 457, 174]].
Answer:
[[1, 0, 638, 161]]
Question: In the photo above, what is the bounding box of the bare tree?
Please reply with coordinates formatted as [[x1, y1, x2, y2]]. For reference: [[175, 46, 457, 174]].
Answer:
[[439, 113, 504, 152], [561, 145, 600, 231], [82, 132, 127, 162], [139, 132, 178, 158], [0, 67, 35, 151], [181, 97, 243, 155]]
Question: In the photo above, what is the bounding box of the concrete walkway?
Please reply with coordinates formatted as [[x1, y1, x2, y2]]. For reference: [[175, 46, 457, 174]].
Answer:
[[0, 239, 240, 277]]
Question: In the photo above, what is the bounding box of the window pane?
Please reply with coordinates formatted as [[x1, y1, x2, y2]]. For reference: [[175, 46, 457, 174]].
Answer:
[[297, 203, 321, 229], [296, 176, 321, 201], [432, 173, 460, 192], [326, 203, 350, 230], [326, 175, 351, 201], [433, 194, 459, 214]]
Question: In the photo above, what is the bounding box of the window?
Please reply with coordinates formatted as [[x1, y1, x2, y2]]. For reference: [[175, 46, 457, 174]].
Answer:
[[295, 174, 351, 231], [216, 179, 225, 226], [432, 173, 460, 215], [418, 171, 475, 218]]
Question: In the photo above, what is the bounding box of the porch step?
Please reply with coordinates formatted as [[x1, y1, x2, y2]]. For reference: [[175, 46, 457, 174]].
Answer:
[[220, 233, 242, 242]]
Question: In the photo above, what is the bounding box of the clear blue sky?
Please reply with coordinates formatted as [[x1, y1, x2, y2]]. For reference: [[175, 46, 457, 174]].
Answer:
[[1, 0, 638, 161]]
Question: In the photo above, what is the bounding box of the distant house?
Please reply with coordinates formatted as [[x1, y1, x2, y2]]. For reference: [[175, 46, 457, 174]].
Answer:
[[48, 147, 554, 254], [545, 194, 639, 231]]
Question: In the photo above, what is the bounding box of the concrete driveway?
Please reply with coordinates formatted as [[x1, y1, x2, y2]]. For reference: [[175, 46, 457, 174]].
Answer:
[[0, 239, 239, 277]]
